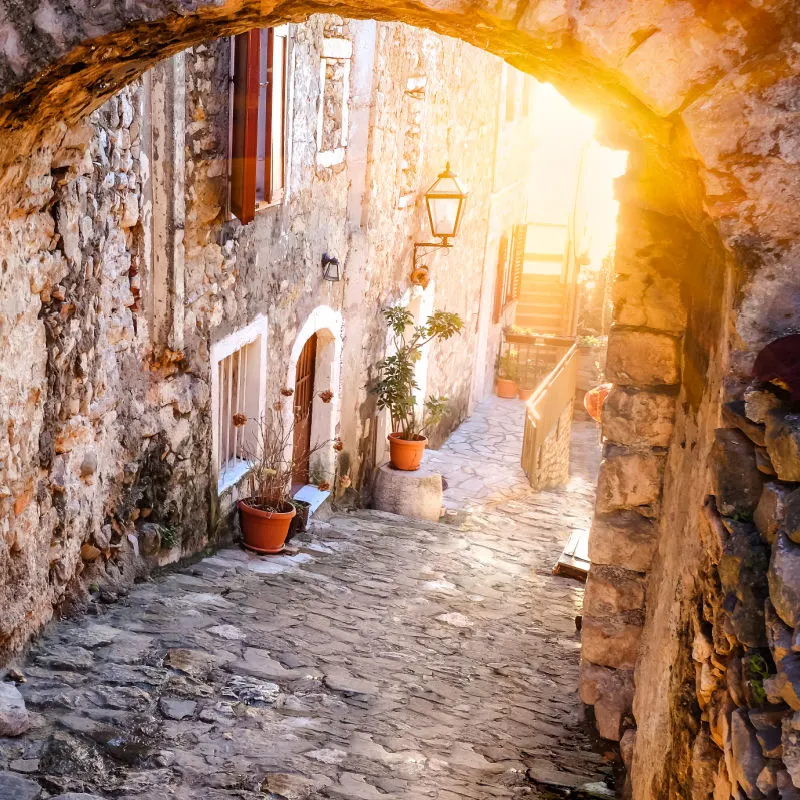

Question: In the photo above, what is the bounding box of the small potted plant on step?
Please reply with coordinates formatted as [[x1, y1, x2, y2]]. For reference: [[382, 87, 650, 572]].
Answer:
[[372, 306, 463, 471], [237, 397, 332, 554], [495, 351, 519, 399]]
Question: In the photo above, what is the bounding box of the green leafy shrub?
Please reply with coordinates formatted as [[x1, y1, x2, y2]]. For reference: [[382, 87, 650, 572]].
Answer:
[[372, 306, 463, 441]]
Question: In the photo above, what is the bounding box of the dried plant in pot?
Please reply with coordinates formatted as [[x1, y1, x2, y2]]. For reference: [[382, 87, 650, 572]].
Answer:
[[237, 395, 332, 554], [372, 306, 463, 471]]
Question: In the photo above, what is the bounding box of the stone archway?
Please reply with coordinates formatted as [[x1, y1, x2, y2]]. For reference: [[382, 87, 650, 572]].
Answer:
[[0, 4, 799, 800]]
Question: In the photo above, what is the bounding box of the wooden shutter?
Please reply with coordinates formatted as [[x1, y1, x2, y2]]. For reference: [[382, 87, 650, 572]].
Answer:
[[508, 223, 527, 303], [493, 234, 509, 323], [230, 30, 261, 224], [265, 28, 287, 204]]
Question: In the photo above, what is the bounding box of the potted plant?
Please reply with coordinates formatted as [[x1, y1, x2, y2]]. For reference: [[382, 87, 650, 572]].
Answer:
[[372, 306, 463, 471], [286, 498, 311, 541], [496, 351, 519, 399], [236, 396, 332, 554]]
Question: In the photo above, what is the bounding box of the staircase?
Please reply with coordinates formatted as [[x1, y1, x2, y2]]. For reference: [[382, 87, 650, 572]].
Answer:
[[515, 274, 568, 334]]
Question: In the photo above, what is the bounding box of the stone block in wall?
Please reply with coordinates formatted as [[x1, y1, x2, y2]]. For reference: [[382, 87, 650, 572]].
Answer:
[[765, 654, 800, 710], [755, 482, 793, 546], [778, 769, 800, 799], [690, 727, 720, 800], [711, 428, 765, 518], [583, 566, 646, 617], [581, 614, 643, 670], [723, 401, 767, 447], [614, 204, 692, 275], [579, 660, 634, 741], [717, 520, 769, 648], [749, 708, 784, 761], [783, 489, 800, 546], [770, 532, 800, 629], [730, 708, 768, 799], [605, 328, 681, 387], [712, 759, 732, 800], [595, 447, 665, 517], [620, 728, 636, 774], [766, 601, 794, 670], [755, 446, 776, 476], [601, 387, 676, 448], [708, 688, 736, 750], [783, 712, 800, 790], [757, 762, 780, 796], [744, 384, 785, 426], [589, 511, 659, 572], [612, 266, 687, 335], [766, 411, 800, 483]]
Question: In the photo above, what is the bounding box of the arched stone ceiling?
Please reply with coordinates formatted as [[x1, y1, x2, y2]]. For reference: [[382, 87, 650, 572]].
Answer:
[[0, 0, 798, 351]]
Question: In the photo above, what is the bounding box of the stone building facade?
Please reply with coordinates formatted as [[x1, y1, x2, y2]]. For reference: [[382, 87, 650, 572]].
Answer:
[[0, 17, 535, 660]]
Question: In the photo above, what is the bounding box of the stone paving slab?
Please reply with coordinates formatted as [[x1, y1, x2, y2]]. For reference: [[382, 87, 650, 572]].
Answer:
[[0, 397, 612, 799]]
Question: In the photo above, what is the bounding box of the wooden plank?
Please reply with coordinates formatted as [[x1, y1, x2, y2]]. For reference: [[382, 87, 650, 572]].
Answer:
[[553, 528, 590, 581]]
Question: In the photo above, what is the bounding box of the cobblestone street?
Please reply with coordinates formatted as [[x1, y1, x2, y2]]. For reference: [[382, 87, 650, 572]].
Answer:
[[0, 398, 611, 799]]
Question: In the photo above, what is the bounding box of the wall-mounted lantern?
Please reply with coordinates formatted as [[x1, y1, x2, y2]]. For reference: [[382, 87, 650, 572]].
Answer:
[[424, 162, 467, 245], [322, 253, 341, 282], [413, 163, 468, 275]]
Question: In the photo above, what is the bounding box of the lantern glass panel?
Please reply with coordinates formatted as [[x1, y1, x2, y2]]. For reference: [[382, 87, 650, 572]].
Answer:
[[427, 196, 463, 239]]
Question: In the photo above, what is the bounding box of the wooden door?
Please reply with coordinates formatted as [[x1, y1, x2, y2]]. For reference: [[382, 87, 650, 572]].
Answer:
[[292, 334, 317, 489]]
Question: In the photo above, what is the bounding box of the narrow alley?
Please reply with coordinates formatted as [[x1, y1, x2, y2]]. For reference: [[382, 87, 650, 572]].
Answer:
[[0, 400, 611, 799]]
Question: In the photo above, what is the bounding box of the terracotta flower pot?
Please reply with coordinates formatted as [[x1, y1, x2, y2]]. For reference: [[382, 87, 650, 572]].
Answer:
[[388, 432, 427, 471], [584, 382, 613, 423], [518, 386, 533, 402], [238, 498, 296, 554], [495, 378, 518, 399]]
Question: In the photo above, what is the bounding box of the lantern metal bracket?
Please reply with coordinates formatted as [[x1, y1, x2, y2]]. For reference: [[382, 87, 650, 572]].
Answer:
[[412, 240, 451, 270]]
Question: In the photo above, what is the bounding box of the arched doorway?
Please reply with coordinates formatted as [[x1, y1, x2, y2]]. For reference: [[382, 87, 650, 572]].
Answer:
[[286, 305, 344, 500], [292, 332, 317, 490]]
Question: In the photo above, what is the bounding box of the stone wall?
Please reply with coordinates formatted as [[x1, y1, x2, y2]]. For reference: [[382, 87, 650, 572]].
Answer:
[[0, 17, 533, 661], [0, 78, 214, 658], [579, 156, 731, 798], [530, 401, 573, 491]]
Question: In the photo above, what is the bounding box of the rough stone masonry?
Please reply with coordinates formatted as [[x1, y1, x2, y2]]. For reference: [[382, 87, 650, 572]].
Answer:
[[0, 12, 535, 682]]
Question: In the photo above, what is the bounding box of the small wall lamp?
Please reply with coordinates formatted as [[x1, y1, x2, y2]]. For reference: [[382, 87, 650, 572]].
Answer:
[[413, 162, 468, 274], [322, 253, 341, 282]]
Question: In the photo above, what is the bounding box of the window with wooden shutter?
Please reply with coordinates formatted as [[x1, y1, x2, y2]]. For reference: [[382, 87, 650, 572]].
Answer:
[[493, 233, 510, 323], [507, 223, 527, 303], [229, 27, 288, 223]]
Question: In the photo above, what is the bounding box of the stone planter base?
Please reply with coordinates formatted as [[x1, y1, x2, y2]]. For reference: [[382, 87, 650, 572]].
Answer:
[[372, 462, 443, 522]]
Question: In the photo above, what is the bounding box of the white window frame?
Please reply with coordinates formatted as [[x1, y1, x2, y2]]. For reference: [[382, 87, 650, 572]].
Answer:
[[210, 315, 269, 493], [316, 37, 352, 168]]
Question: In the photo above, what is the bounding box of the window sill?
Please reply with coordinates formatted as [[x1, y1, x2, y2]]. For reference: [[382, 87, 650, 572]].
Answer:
[[217, 458, 251, 494], [256, 198, 284, 213], [292, 484, 331, 517]]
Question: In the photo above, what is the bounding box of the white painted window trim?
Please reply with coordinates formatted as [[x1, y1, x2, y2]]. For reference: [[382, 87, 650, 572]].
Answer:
[[316, 37, 352, 167], [210, 315, 269, 494]]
